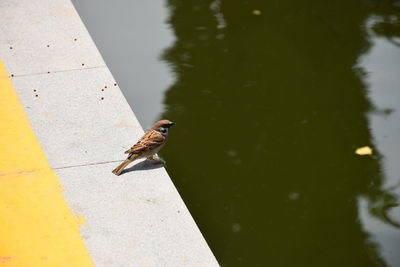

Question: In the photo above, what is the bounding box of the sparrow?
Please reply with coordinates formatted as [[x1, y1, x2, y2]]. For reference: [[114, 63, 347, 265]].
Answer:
[[112, 119, 175, 176]]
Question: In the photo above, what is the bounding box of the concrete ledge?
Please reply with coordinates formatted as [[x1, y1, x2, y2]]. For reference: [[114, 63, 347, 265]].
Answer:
[[0, 0, 218, 265]]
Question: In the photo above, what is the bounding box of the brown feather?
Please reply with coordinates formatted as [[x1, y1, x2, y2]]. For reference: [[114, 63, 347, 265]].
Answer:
[[112, 159, 132, 176], [124, 130, 166, 154]]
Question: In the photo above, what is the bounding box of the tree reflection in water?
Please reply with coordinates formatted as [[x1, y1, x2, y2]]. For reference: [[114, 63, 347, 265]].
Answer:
[[160, 0, 400, 266]]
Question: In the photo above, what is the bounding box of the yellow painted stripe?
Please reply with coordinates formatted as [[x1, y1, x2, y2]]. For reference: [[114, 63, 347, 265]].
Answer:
[[0, 61, 92, 266]]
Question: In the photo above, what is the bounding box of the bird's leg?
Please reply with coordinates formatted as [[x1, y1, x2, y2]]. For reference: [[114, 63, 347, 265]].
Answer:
[[147, 155, 166, 165]]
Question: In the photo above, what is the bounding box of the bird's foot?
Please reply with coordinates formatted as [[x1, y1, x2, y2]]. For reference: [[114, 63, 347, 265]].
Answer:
[[147, 156, 166, 165]]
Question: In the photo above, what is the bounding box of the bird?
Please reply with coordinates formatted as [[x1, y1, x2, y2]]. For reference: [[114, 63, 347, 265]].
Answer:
[[112, 119, 175, 176]]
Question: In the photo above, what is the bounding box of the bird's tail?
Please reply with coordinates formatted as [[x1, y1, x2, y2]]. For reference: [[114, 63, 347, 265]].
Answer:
[[112, 159, 132, 176]]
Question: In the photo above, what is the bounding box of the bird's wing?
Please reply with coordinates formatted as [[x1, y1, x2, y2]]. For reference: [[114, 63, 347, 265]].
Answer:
[[125, 130, 165, 154]]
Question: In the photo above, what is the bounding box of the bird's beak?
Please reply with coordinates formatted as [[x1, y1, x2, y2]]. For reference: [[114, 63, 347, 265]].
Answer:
[[170, 122, 175, 126]]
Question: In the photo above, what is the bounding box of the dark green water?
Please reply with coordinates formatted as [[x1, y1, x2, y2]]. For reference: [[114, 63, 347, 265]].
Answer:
[[73, 0, 400, 266]]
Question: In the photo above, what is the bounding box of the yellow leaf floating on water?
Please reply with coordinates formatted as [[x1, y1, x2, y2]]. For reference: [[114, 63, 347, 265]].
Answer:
[[355, 146, 373, 155], [253, 10, 261, 15]]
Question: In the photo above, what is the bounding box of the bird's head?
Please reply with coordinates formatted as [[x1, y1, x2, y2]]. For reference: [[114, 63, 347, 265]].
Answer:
[[151, 120, 175, 131]]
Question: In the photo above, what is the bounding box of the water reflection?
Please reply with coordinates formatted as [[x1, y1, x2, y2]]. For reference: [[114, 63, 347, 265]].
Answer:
[[160, 0, 400, 266], [358, 14, 400, 266]]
